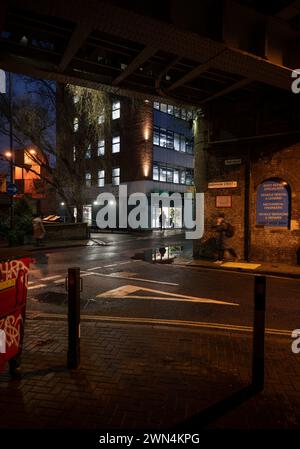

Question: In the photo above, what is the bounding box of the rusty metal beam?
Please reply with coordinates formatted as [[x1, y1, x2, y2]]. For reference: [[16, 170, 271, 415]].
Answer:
[[276, 1, 300, 20], [112, 45, 156, 86], [200, 78, 252, 104], [0, 0, 8, 33], [3, 0, 294, 91], [58, 20, 94, 72], [166, 61, 212, 92]]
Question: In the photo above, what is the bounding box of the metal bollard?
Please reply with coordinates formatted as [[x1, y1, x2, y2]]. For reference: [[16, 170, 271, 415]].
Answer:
[[251, 275, 266, 390], [66, 267, 81, 369]]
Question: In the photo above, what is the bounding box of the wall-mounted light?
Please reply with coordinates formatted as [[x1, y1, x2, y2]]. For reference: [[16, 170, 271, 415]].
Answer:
[[60, 202, 65, 206], [143, 163, 150, 178], [144, 128, 149, 141], [93, 201, 98, 205], [4, 151, 12, 158]]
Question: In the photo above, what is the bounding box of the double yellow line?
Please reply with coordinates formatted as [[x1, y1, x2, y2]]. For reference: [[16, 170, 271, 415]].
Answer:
[[27, 312, 291, 337]]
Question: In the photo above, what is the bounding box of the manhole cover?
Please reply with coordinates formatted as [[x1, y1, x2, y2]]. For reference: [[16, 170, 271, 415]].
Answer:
[[32, 291, 68, 305]]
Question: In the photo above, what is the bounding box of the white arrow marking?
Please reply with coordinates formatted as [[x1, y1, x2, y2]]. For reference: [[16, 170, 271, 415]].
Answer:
[[97, 285, 238, 306]]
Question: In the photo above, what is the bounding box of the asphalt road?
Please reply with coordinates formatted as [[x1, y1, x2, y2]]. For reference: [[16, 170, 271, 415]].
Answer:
[[26, 233, 300, 334]]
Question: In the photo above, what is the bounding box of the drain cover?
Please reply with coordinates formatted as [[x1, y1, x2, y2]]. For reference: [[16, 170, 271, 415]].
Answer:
[[32, 291, 68, 305]]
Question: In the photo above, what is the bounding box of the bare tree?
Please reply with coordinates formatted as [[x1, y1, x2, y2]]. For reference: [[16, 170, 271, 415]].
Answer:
[[0, 74, 110, 221]]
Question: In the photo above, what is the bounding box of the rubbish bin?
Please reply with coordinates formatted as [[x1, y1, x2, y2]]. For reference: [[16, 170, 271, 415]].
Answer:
[[0, 253, 34, 377]]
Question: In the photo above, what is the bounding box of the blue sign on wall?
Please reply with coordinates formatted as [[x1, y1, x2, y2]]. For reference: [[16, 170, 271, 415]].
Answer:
[[256, 179, 290, 227]]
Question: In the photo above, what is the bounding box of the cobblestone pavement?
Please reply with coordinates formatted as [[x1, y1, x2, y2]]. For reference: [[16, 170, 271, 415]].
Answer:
[[0, 318, 299, 429]]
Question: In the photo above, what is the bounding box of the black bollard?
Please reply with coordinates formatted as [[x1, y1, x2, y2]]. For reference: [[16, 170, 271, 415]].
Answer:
[[252, 275, 266, 391], [67, 267, 81, 369]]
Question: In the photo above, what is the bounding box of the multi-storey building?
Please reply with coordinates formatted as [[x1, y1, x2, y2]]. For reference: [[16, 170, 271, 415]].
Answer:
[[68, 94, 195, 229]]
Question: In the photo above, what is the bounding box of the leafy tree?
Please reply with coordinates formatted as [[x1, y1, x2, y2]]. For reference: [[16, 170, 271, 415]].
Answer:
[[0, 74, 110, 222]]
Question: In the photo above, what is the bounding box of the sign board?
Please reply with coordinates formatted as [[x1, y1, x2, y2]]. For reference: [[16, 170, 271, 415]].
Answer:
[[216, 195, 232, 208], [6, 182, 18, 195], [256, 180, 289, 227], [208, 181, 237, 189], [225, 159, 242, 166]]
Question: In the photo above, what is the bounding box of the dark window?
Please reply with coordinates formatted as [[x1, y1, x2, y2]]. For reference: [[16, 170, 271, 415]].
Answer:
[[160, 128, 167, 147]]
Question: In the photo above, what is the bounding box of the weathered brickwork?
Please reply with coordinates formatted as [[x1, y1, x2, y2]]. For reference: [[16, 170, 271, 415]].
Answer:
[[195, 93, 300, 264]]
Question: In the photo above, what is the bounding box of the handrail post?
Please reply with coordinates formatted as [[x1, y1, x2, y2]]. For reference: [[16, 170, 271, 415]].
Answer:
[[67, 267, 81, 369], [252, 275, 266, 390]]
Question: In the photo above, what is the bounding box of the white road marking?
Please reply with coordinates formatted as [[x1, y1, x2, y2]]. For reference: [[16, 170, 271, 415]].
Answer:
[[28, 284, 46, 290], [81, 273, 94, 277], [98, 285, 140, 297], [97, 284, 238, 306], [103, 264, 118, 267], [92, 272, 178, 286], [28, 281, 35, 285], [87, 266, 103, 271], [40, 275, 62, 281], [53, 278, 65, 284]]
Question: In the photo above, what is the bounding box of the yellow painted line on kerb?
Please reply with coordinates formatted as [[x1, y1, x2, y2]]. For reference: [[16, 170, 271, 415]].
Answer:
[[27, 312, 291, 337], [0, 279, 16, 291]]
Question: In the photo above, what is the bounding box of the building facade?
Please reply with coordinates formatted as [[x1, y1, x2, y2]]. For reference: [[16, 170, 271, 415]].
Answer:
[[67, 93, 195, 229]]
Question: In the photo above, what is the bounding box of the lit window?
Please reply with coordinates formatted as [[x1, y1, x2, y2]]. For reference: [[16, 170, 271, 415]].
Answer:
[[112, 135, 120, 153], [73, 117, 79, 132], [167, 104, 174, 115], [180, 171, 186, 184], [167, 169, 173, 183], [186, 110, 193, 121], [180, 135, 186, 152], [85, 145, 91, 159], [153, 126, 159, 146], [112, 167, 120, 186], [166, 130, 174, 149], [160, 103, 167, 113], [112, 100, 120, 120], [186, 170, 193, 185], [98, 169, 105, 187], [98, 139, 105, 156], [174, 133, 180, 151], [73, 146, 76, 162], [174, 169, 179, 184], [159, 128, 167, 147], [186, 138, 193, 154], [160, 167, 167, 182], [174, 107, 180, 118], [98, 114, 105, 125], [85, 172, 92, 187], [153, 102, 160, 110], [153, 165, 159, 181]]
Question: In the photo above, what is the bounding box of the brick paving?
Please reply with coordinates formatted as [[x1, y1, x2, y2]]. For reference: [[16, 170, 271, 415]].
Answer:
[[0, 318, 299, 429]]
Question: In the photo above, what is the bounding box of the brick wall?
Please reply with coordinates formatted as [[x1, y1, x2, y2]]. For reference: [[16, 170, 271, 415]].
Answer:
[[194, 93, 300, 264]]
